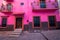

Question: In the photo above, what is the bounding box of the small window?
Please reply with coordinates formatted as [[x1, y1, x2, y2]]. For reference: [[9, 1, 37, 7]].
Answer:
[[40, 1, 46, 8], [1, 4, 5, 11], [33, 16, 40, 27], [40, 0, 46, 8], [2, 17, 7, 27], [48, 16, 56, 27], [20, 2, 24, 5], [7, 3, 12, 11]]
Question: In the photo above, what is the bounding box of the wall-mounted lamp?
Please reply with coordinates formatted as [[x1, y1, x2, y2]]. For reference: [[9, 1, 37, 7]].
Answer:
[[27, 20, 29, 22]]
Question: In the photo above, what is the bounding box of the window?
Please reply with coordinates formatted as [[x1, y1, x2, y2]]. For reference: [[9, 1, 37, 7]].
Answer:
[[33, 16, 40, 27], [48, 16, 56, 27], [40, 0, 46, 8], [2, 17, 7, 27], [7, 3, 12, 12], [1, 4, 5, 11]]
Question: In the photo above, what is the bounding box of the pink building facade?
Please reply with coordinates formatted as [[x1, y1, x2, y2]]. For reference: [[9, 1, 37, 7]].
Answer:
[[0, 0, 60, 31]]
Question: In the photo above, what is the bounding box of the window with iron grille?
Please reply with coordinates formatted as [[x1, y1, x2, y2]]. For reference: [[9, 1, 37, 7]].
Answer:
[[33, 16, 40, 27], [1, 4, 5, 11], [7, 3, 12, 12], [48, 16, 56, 27], [40, 0, 46, 8], [2, 17, 7, 27]]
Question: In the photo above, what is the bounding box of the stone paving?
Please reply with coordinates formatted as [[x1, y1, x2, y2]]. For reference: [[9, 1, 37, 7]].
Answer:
[[41, 30, 60, 40], [18, 31, 46, 40], [0, 30, 60, 40]]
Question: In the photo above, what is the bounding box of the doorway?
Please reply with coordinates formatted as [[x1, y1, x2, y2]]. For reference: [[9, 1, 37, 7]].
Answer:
[[15, 17, 22, 29]]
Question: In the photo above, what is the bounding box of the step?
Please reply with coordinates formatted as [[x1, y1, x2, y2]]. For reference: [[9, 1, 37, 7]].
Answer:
[[0, 29, 22, 37], [8, 34, 20, 37], [15, 29, 22, 31], [8, 32, 21, 35]]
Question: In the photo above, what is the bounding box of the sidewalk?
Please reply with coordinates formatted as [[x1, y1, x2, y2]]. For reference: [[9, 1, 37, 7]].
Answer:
[[0, 30, 60, 40]]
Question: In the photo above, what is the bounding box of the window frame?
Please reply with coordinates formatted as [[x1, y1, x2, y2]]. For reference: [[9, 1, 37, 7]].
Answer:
[[33, 16, 41, 28], [1, 17, 7, 27], [48, 15, 57, 29], [6, 3, 13, 12], [40, 0, 46, 8]]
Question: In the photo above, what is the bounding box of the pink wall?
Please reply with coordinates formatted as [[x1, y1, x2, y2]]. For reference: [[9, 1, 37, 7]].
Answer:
[[0, 0, 60, 25]]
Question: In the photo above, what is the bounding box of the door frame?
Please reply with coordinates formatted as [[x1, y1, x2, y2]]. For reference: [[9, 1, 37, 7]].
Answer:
[[14, 16, 24, 30], [48, 15, 57, 29], [32, 16, 41, 29]]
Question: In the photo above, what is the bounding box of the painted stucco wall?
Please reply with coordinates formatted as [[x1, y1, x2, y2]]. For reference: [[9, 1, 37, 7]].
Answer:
[[0, 0, 60, 25]]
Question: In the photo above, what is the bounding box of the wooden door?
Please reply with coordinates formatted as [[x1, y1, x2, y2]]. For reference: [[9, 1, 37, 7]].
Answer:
[[16, 17, 22, 28]]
